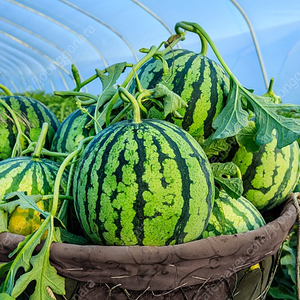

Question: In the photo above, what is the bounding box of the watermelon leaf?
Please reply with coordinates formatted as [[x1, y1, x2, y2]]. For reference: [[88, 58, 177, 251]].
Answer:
[[1, 192, 48, 218], [213, 80, 300, 148], [211, 162, 244, 199], [10, 222, 65, 300], [200, 134, 233, 158], [0, 216, 65, 299], [96, 62, 126, 107], [235, 121, 260, 153], [152, 83, 187, 117], [97, 62, 126, 92], [94, 62, 127, 131], [56, 227, 89, 245], [245, 92, 300, 148], [212, 80, 249, 140]]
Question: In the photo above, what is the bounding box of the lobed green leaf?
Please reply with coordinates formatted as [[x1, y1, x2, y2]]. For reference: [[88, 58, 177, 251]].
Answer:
[[211, 162, 244, 199], [212, 80, 249, 140], [152, 83, 187, 117]]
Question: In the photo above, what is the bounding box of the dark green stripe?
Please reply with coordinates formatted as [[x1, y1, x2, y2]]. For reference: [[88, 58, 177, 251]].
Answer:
[[7, 159, 34, 195], [112, 145, 126, 241], [167, 50, 196, 97], [263, 144, 294, 211], [152, 135, 170, 189], [152, 119, 214, 207], [155, 119, 214, 238], [52, 106, 95, 153], [77, 122, 127, 244], [213, 199, 236, 234], [38, 161, 56, 195], [202, 60, 223, 138], [153, 126, 192, 245], [0, 157, 27, 182], [181, 55, 205, 131], [132, 126, 148, 245], [224, 197, 257, 231], [94, 125, 129, 244], [56, 109, 81, 153], [242, 145, 267, 193], [1, 97, 19, 153], [146, 120, 209, 244], [14, 97, 33, 136]]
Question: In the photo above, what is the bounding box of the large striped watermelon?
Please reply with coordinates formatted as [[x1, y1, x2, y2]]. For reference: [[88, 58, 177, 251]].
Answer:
[[73, 118, 215, 246], [0, 156, 68, 236], [202, 191, 266, 238], [231, 133, 300, 212], [50, 105, 96, 159], [0, 95, 60, 160], [130, 49, 230, 142]]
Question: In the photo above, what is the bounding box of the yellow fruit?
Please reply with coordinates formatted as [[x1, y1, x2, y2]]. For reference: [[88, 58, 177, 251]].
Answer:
[[8, 202, 48, 239], [249, 263, 261, 271]]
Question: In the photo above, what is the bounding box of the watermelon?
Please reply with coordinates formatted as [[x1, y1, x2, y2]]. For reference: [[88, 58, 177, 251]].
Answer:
[[130, 49, 230, 142], [0, 95, 60, 160], [50, 105, 96, 159], [202, 191, 266, 238], [73, 118, 215, 246], [0, 156, 68, 236], [231, 135, 300, 212]]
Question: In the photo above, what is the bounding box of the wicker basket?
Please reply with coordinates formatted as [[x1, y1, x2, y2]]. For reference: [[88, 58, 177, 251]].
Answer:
[[0, 194, 297, 300]]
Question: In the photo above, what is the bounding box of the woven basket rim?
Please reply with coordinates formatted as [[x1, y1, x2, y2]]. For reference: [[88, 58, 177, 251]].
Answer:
[[0, 194, 297, 292]]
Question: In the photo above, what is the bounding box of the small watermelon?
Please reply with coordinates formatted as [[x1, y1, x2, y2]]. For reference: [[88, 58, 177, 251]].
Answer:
[[0, 156, 68, 236], [73, 118, 215, 246], [130, 49, 230, 142], [50, 105, 96, 159], [0, 95, 60, 160], [202, 191, 266, 238], [231, 132, 300, 212]]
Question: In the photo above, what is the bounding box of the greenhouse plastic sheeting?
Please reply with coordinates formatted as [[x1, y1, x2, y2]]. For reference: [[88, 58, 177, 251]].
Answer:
[[0, 0, 300, 104]]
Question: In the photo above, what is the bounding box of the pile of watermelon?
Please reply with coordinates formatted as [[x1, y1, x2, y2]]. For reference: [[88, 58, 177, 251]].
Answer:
[[0, 21, 299, 299]]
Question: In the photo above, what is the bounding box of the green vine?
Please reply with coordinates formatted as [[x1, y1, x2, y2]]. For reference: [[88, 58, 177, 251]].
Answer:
[[0, 84, 13, 96], [118, 87, 141, 124]]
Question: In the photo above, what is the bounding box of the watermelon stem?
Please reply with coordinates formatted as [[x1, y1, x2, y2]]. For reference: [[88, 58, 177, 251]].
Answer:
[[139, 33, 185, 58], [175, 21, 236, 80], [73, 74, 98, 91], [236, 166, 242, 180], [0, 84, 13, 96], [71, 64, 82, 90], [32, 122, 49, 159], [174, 22, 207, 56], [118, 87, 141, 124], [110, 103, 131, 125], [54, 90, 98, 105], [262, 78, 281, 104], [105, 46, 157, 126], [51, 136, 93, 217]]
